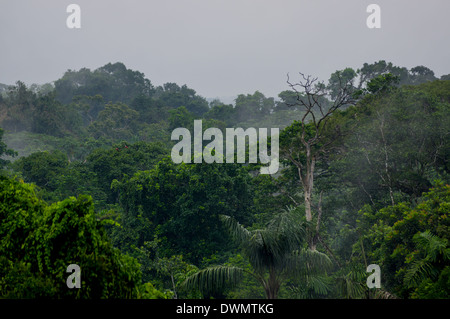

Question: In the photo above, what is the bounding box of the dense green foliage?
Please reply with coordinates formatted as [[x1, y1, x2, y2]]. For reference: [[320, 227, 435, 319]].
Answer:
[[0, 176, 143, 298], [110, 158, 255, 264], [0, 60, 448, 299], [361, 183, 449, 298]]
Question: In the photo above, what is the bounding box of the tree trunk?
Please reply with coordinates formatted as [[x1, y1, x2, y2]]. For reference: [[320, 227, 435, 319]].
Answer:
[[302, 146, 318, 250], [310, 191, 323, 251], [264, 268, 280, 299], [378, 115, 395, 206], [304, 189, 312, 222], [300, 145, 315, 223], [171, 274, 178, 299]]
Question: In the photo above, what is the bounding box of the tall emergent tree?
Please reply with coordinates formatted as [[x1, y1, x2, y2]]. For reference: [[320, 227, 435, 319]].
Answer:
[[280, 72, 356, 249]]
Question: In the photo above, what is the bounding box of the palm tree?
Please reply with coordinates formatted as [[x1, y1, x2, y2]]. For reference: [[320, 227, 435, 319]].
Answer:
[[182, 209, 332, 299]]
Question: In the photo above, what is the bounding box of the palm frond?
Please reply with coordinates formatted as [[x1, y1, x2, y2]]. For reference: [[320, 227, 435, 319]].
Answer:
[[287, 273, 332, 298], [404, 231, 449, 288], [181, 265, 244, 295], [305, 273, 332, 296], [219, 215, 251, 245], [413, 230, 448, 262], [291, 248, 332, 273], [267, 209, 307, 248], [404, 259, 434, 288], [335, 273, 366, 299], [244, 229, 286, 273]]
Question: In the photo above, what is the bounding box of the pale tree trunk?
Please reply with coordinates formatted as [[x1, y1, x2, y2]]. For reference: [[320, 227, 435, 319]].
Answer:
[[310, 191, 323, 251], [294, 145, 315, 223], [304, 148, 315, 222], [377, 112, 395, 206], [292, 145, 317, 249], [296, 162, 318, 250]]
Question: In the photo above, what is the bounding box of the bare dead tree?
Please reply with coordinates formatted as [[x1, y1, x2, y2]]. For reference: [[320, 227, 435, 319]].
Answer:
[[282, 72, 357, 250]]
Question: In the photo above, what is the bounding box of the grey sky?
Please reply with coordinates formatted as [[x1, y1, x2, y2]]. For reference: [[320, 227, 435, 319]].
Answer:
[[1, 0, 449, 100]]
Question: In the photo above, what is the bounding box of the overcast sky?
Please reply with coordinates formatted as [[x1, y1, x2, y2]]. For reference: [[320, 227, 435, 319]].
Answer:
[[1, 0, 449, 100]]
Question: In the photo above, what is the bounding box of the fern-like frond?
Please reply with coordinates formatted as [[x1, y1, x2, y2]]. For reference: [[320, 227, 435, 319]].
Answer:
[[287, 248, 332, 278], [413, 230, 448, 262], [181, 265, 244, 295], [404, 259, 434, 288], [304, 273, 332, 296], [219, 215, 251, 245]]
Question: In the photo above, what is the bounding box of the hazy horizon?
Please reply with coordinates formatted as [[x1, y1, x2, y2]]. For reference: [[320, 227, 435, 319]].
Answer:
[[1, 0, 449, 100]]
